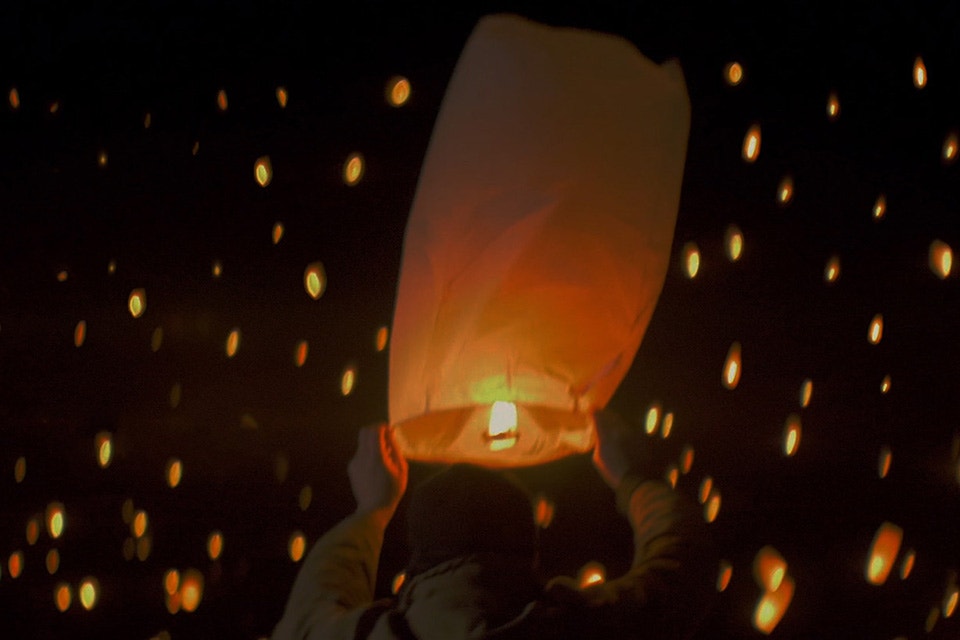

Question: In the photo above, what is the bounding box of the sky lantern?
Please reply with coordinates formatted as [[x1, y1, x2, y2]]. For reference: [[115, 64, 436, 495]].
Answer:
[[289, 531, 306, 562], [723, 61, 743, 85], [913, 56, 927, 88], [225, 329, 240, 357], [824, 255, 840, 283], [826, 91, 840, 120], [304, 262, 326, 299], [55, 583, 71, 612], [865, 521, 903, 585], [944, 132, 958, 163], [343, 153, 364, 185], [753, 546, 788, 592], [95, 431, 112, 468], [753, 575, 795, 635], [777, 175, 793, 205], [644, 404, 661, 435], [880, 374, 891, 394], [276, 86, 288, 108], [272, 222, 284, 245], [216, 89, 228, 111], [683, 242, 701, 278], [722, 341, 742, 390], [78, 577, 99, 610], [872, 194, 886, 220], [783, 414, 801, 457], [929, 240, 953, 279], [254, 156, 272, 187], [74, 320, 86, 347], [46, 502, 65, 539], [724, 225, 743, 262], [386, 76, 411, 106], [9, 87, 20, 109], [868, 314, 883, 345], [128, 289, 146, 318], [742, 123, 761, 162], [180, 569, 204, 612], [388, 15, 689, 467], [716, 561, 732, 592]]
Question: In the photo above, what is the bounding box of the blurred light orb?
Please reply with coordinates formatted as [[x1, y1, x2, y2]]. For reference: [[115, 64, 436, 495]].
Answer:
[[866, 521, 903, 585], [716, 560, 733, 592], [873, 193, 886, 220], [207, 531, 223, 560], [644, 404, 660, 435], [192, 141, 200, 156], [375, 326, 389, 352], [878, 446, 892, 479], [97, 150, 108, 168], [386, 76, 412, 106], [166, 458, 183, 488], [704, 489, 721, 523], [8, 551, 23, 578], [137, 535, 152, 561], [55, 583, 72, 612], [9, 87, 20, 109], [824, 255, 841, 283], [132, 510, 148, 538], [276, 86, 288, 108], [180, 569, 204, 612], [753, 546, 788, 592], [724, 61, 743, 86], [14, 456, 26, 483], [46, 503, 65, 539], [826, 91, 840, 120], [289, 532, 306, 562], [164, 569, 180, 595], [216, 89, 228, 111], [660, 411, 674, 439], [144, 112, 151, 128], [753, 575, 795, 635], [777, 175, 794, 205], [392, 572, 407, 595], [74, 320, 87, 347], [107, 259, 117, 275], [295, 340, 309, 367], [944, 132, 958, 163], [226, 329, 241, 357], [128, 289, 146, 318], [742, 123, 761, 162], [254, 155, 273, 187], [783, 414, 801, 457], [578, 562, 606, 588], [212, 260, 222, 278], [26, 517, 40, 545], [725, 225, 743, 262], [341, 365, 357, 396], [698, 476, 714, 504], [534, 495, 555, 529], [799, 378, 813, 408], [304, 262, 326, 300], [95, 431, 113, 468], [298, 485, 313, 511], [913, 56, 927, 88], [680, 445, 695, 474], [722, 341, 742, 390], [929, 240, 953, 279], [78, 577, 99, 610], [943, 585, 958, 618], [343, 153, 364, 186], [880, 374, 891, 394], [46, 549, 60, 574], [665, 464, 679, 489], [272, 222, 284, 245], [57, 269, 68, 282], [683, 242, 700, 278], [868, 314, 883, 345]]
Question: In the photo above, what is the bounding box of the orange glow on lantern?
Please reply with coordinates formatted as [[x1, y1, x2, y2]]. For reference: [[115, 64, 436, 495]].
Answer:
[[207, 531, 223, 560], [254, 156, 272, 187], [722, 342, 742, 389], [387, 76, 412, 106], [742, 124, 761, 162], [343, 153, 364, 185], [913, 56, 927, 88], [878, 446, 892, 478], [55, 583, 71, 612], [375, 326, 389, 352], [276, 86, 288, 108], [865, 521, 903, 585], [74, 320, 86, 347], [944, 132, 958, 163], [724, 62, 743, 86], [578, 562, 606, 588], [128, 289, 146, 318], [294, 340, 309, 367], [777, 175, 793, 205], [683, 242, 700, 278], [47, 503, 65, 539], [799, 379, 812, 408], [929, 240, 953, 279], [180, 569, 203, 612], [487, 401, 519, 451], [216, 89, 228, 111], [79, 577, 98, 610], [824, 255, 841, 283], [9, 551, 23, 578], [783, 415, 801, 457], [868, 314, 883, 345], [9, 87, 19, 109], [753, 546, 788, 592], [166, 458, 182, 488], [95, 431, 112, 468], [826, 92, 840, 120], [304, 262, 326, 299], [753, 575, 795, 635], [725, 225, 743, 262], [717, 560, 733, 592], [289, 532, 306, 562]]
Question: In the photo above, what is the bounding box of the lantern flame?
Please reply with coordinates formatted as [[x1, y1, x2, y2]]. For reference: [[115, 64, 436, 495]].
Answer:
[[724, 62, 743, 86], [944, 132, 958, 163], [824, 255, 840, 283], [488, 402, 519, 451], [753, 575, 795, 635], [343, 153, 364, 185], [387, 76, 412, 106], [868, 314, 883, 345], [128, 289, 146, 318], [777, 176, 793, 205], [722, 342, 742, 389], [683, 242, 700, 278], [254, 156, 273, 187], [826, 92, 840, 120], [784, 415, 801, 457], [742, 124, 761, 162], [865, 521, 903, 585], [873, 194, 886, 220], [753, 546, 788, 592], [717, 560, 733, 592], [725, 225, 743, 262], [929, 240, 953, 279], [913, 57, 927, 88]]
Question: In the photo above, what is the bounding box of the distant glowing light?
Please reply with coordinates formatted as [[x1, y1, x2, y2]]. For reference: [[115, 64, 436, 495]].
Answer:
[[660, 412, 674, 439], [826, 91, 840, 120], [298, 485, 312, 511], [180, 569, 204, 612], [783, 414, 801, 457], [226, 328, 240, 358], [753, 575, 795, 635], [343, 153, 364, 186], [777, 175, 794, 205], [132, 510, 148, 538], [9, 87, 20, 110], [680, 445, 695, 474], [868, 314, 883, 345], [824, 255, 841, 283], [96, 431, 113, 468], [57, 269, 68, 282], [8, 551, 23, 578], [375, 326, 389, 352], [742, 124, 761, 162], [254, 156, 273, 187], [212, 260, 222, 278], [289, 531, 306, 562], [880, 374, 891, 394], [295, 340, 309, 367], [98, 150, 108, 168], [79, 577, 99, 610], [387, 76, 411, 106], [137, 534, 152, 561], [74, 320, 86, 347], [341, 365, 357, 397], [122, 499, 135, 524], [925, 607, 939, 633], [128, 289, 146, 318], [929, 240, 953, 279], [724, 62, 743, 86], [725, 225, 743, 262], [217, 89, 228, 111], [717, 560, 733, 592], [272, 222, 284, 245], [878, 446, 892, 479], [144, 112, 151, 128], [699, 476, 714, 504], [488, 401, 518, 451], [276, 86, 288, 108], [534, 495, 555, 528], [26, 517, 40, 545], [192, 141, 200, 156], [865, 521, 903, 585], [49, 101, 59, 114], [704, 489, 721, 523], [753, 546, 788, 592], [665, 465, 679, 489], [207, 531, 223, 560], [164, 569, 180, 595], [873, 194, 886, 220], [14, 456, 26, 483], [944, 132, 958, 163], [304, 262, 326, 299], [46, 549, 59, 574], [151, 326, 164, 352], [170, 382, 182, 408], [913, 56, 927, 89], [799, 379, 813, 408], [683, 242, 700, 278], [166, 458, 182, 488], [722, 341, 742, 390], [644, 404, 660, 435], [943, 585, 958, 618], [47, 503, 65, 539], [392, 572, 407, 595], [55, 583, 72, 611], [107, 259, 117, 275], [578, 562, 606, 588]]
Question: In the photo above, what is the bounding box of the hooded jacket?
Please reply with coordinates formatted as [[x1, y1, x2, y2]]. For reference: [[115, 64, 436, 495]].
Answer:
[[272, 476, 716, 640]]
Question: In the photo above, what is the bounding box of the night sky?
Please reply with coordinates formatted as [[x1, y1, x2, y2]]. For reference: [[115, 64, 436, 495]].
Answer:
[[1, 2, 959, 639]]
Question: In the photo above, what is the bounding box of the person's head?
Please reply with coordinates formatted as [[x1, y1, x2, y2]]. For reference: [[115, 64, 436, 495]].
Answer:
[[406, 464, 538, 577]]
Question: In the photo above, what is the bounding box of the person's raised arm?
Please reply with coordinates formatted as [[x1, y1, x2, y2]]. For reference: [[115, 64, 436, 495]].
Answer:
[[272, 424, 408, 640]]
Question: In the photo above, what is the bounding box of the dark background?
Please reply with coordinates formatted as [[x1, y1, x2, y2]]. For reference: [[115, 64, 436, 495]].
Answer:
[[1, 1, 958, 638]]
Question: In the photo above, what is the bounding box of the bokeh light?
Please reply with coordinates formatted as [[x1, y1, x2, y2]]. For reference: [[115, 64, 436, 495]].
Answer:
[[929, 240, 953, 279], [166, 458, 183, 488], [777, 175, 793, 205], [341, 365, 357, 396], [826, 91, 840, 120], [865, 521, 903, 585], [78, 577, 99, 610], [294, 340, 309, 367], [868, 314, 883, 345], [207, 531, 223, 560], [55, 583, 71, 612], [289, 531, 306, 562], [683, 242, 700, 278], [783, 414, 801, 457], [644, 403, 660, 435], [742, 123, 761, 162], [216, 89, 228, 111], [873, 194, 886, 220], [226, 329, 241, 357], [913, 56, 927, 88], [95, 431, 113, 468], [128, 289, 146, 318], [944, 132, 958, 163], [343, 153, 364, 185], [254, 156, 273, 187], [304, 262, 326, 300], [276, 86, 288, 108], [375, 326, 389, 352], [799, 379, 813, 409], [46, 549, 59, 574], [753, 575, 795, 635], [180, 568, 204, 612], [386, 76, 411, 106], [717, 560, 733, 592], [46, 502, 65, 539], [74, 320, 86, 347], [578, 562, 606, 588], [724, 61, 743, 85], [753, 546, 788, 592], [722, 341, 742, 390], [725, 225, 743, 262], [824, 255, 841, 283]]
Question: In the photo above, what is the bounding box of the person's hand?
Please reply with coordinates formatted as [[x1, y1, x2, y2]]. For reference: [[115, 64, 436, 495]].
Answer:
[[348, 423, 409, 527], [591, 409, 632, 490]]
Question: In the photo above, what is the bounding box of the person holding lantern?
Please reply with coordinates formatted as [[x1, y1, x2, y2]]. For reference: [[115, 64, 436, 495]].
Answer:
[[271, 412, 716, 640]]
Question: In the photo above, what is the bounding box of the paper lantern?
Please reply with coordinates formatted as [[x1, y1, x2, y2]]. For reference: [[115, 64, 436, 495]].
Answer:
[[388, 15, 690, 467]]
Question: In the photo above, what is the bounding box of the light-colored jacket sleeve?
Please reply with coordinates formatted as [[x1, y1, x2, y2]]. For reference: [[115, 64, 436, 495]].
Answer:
[[272, 512, 387, 640]]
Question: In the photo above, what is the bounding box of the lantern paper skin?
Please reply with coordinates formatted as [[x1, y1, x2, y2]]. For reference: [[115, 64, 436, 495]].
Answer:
[[389, 14, 691, 467]]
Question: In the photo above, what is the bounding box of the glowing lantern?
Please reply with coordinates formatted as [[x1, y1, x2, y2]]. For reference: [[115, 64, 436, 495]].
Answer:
[[913, 56, 926, 88], [753, 546, 787, 592], [276, 86, 288, 108], [254, 156, 273, 187], [272, 222, 285, 245], [716, 560, 733, 592], [878, 446, 892, 478], [644, 404, 660, 435], [144, 112, 151, 128], [9, 87, 20, 109], [226, 329, 240, 357], [165, 569, 180, 595], [392, 572, 407, 594], [79, 577, 98, 610], [55, 583, 71, 611], [46, 503, 65, 539], [578, 562, 606, 588], [166, 458, 182, 488], [289, 532, 306, 562], [660, 411, 673, 439], [943, 585, 958, 618], [873, 194, 886, 220], [132, 510, 148, 538], [74, 320, 86, 347], [304, 262, 326, 299], [725, 225, 743, 262], [192, 141, 200, 155], [151, 326, 164, 352], [826, 91, 840, 120], [216, 89, 228, 111], [865, 521, 903, 585], [26, 517, 40, 545], [868, 314, 883, 345], [680, 445, 694, 474], [799, 378, 812, 408], [14, 456, 26, 483], [49, 101, 59, 113], [742, 124, 761, 162], [46, 549, 59, 574], [880, 374, 891, 394], [777, 175, 793, 205], [207, 531, 223, 560], [944, 132, 958, 163], [341, 365, 357, 396], [753, 575, 795, 635], [698, 476, 713, 504], [57, 269, 68, 282], [375, 326, 389, 352], [98, 150, 108, 168], [487, 401, 519, 451], [683, 242, 701, 278], [128, 289, 146, 318], [722, 341, 742, 390], [107, 259, 117, 274], [386, 76, 411, 106], [783, 414, 801, 457], [388, 16, 687, 468], [724, 62, 743, 86], [824, 255, 840, 283], [929, 240, 953, 279], [665, 465, 679, 489], [343, 153, 364, 185], [534, 495, 555, 528], [294, 340, 309, 367], [180, 569, 204, 612], [212, 260, 222, 278], [299, 485, 312, 511], [8, 551, 23, 578], [704, 489, 721, 523], [95, 431, 112, 468]]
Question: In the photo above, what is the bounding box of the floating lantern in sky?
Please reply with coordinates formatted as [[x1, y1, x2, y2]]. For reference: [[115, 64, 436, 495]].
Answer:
[[180, 569, 204, 612], [343, 153, 364, 185], [132, 510, 148, 538], [389, 15, 689, 467], [660, 411, 674, 439], [207, 531, 223, 560], [9, 87, 19, 109], [375, 326, 389, 352], [272, 222, 285, 245], [341, 365, 357, 396], [294, 340, 309, 367], [212, 260, 222, 278], [742, 123, 761, 162], [79, 577, 99, 610], [704, 489, 721, 523], [26, 517, 40, 545], [753, 575, 795, 635], [56, 269, 68, 282], [107, 259, 117, 274], [386, 76, 411, 106], [725, 225, 743, 262], [783, 414, 801, 457], [880, 374, 891, 394], [46, 503, 65, 539], [716, 561, 733, 592], [254, 155, 273, 187], [8, 551, 23, 578], [98, 150, 108, 167], [799, 378, 812, 408], [867, 314, 883, 345], [46, 549, 59, 574], [753, 546, 788, 592], [276, 86, 288, 108], [166, 458, 183, 488], [913, 56, 927, 88], [226, 329, 240, 357], [723, 61, 743, 86], [826, 91, 840, 120], [872, 194, 886, 220], [216, 89, 228, 111], [578, 562, 606, 588], [944, 132, 958, 163], [55, 583, 71, 612], [865, 521, 903, 585], [878, 446, 892, 479], [74, 320, 86, 347], [943, 584, 958, 618], [722, 341, 742, 390], [929, 240, 953, 279], [644, 404, 660, 435], [289, 532, 306, 562], [777, 175, 793, 205], [683, 242, 701, 278], [304, 262, 326, 299], [95, 431, 112, 468], [128, 289, 146, 318], [824, 255, 840, 283]]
